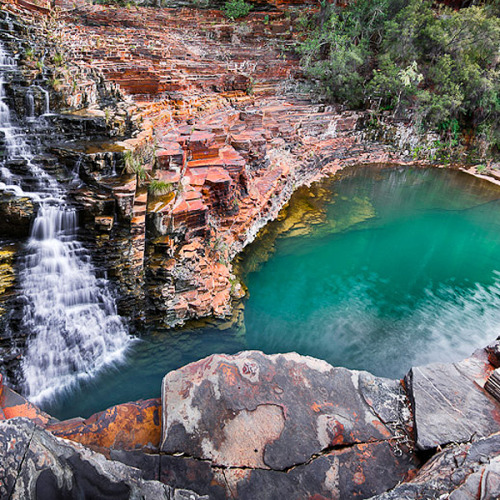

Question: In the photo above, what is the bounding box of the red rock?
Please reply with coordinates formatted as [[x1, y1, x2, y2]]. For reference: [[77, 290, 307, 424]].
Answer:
[[0, 383, 53, 427], [47, 399, 161, 456]]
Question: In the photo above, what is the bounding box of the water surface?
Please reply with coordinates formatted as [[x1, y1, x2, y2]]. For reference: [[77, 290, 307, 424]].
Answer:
[[45, 166, 500, 419]]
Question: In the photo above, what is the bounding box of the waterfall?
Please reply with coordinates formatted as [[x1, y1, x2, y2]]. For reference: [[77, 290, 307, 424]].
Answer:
[[40, 86, 50, 116], [25, 90, 35, 121], [0, 41, 132, 403]]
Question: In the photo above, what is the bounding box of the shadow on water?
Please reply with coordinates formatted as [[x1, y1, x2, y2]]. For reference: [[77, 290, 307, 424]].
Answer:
[[45, 165, 500, 419]]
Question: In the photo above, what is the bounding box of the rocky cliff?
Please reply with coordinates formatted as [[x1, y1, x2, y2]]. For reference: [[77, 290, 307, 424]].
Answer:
[[0, 0, 413, 341]]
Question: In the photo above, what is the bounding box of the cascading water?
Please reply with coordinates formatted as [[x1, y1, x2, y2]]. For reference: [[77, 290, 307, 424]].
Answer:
[[0, 40, 132, 403]]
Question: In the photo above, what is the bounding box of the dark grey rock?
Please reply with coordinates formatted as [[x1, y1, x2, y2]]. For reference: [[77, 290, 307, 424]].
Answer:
[[234, 440, 416, 500], [407, 355, 500, 451], [0, 418, 207, 500], [370, 432, 500, 499], [0, 418, 36, 499], [161, 351, 403, 471], [358, 372, 403, 425]]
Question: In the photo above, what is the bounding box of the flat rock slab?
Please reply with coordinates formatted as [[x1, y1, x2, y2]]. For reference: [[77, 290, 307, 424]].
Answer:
[[0, 418, 207, 500], [161, 351, 406, 470], [407, 351, 500, 451]]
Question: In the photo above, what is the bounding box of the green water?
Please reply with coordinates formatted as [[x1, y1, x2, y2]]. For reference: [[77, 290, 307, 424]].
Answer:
[[45, 166, 500, 419]]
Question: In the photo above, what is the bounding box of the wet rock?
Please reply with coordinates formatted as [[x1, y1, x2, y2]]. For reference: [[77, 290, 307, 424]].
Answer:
[[161, 351, 408, 470], [370, 432, 500, 499], [0, 418, 207, 500], [0, 192, 35, 238], [406, 351, 500, 451]]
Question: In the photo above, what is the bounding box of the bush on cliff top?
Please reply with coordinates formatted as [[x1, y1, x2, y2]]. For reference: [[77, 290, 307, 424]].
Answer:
[[298, 0, 500, 155], [223, 0, 253, 20]]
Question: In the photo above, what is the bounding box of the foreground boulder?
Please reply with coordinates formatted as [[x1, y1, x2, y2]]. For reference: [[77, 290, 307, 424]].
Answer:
[[2, 347, 500, 498], [0, 418, 206, 500], [158, 351, 418, 498], [406, 347, 500, 451]]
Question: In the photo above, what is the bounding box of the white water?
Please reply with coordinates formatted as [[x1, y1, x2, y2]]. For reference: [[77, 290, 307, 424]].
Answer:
[[25, 90, 35, 121], [0, 41, 132, 403]]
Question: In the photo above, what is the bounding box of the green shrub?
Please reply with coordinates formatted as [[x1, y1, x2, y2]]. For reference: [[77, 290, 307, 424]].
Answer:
[[297, 0, 500, 153], [123, 151, 147, 182], [223, 0, 252, 21]]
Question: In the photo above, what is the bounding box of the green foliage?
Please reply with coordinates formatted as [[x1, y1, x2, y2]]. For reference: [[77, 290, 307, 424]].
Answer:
[[123, 151, 147, 182], [148, 179, 173, 196], [223, 0, 253, 21], [25, 47, 34, 61], [49, 78, 61, 90], [53, 52, 64, 66], [298, 0, 500, 153]]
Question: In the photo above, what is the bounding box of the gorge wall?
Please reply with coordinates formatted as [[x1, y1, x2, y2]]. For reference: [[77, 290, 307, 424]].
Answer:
[[0, 0, 494, 389], [0, 0, 395, 336], [0, 1, 499, 499]]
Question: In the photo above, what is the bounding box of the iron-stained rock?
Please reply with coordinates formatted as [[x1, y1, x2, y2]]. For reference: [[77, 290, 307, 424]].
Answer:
[[47, 398, 161, 455], [161, 351, 405, 470]]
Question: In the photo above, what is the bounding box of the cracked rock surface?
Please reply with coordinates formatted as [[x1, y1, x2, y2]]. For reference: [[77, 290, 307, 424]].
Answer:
[[2, 348, 500, 499], [158, 351, 418, 498], [407, 348, 500, 451]]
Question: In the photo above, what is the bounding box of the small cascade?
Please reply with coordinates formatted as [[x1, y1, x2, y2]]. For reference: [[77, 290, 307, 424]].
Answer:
[[0, 40, 132, 403], [0, 46, 55, 194], [20, 205, 130, 403], [40, 86, 50, 116], [25, 90, 35, 121]]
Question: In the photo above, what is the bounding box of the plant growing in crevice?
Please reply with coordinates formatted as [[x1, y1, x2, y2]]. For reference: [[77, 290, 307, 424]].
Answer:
[[25, 47, 34, 61], [148, 179, 173, 196], [123, 150, 148, 183], [53, 52, 64, 66]]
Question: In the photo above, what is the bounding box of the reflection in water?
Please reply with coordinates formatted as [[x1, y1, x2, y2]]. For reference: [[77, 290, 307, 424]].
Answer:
[[243, 166, 500, 378], [46, 166, 500, 419]]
